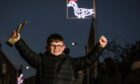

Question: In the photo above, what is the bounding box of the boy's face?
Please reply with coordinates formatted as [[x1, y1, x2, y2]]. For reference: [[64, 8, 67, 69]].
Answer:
[[49, 41, 66, 56]]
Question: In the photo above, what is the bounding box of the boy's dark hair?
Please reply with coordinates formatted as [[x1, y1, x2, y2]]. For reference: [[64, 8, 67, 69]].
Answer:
[[47, 33, 64, 46]]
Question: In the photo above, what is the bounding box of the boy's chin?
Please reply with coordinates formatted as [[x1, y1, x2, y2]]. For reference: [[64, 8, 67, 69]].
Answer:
[[53, 53, 61, 56]]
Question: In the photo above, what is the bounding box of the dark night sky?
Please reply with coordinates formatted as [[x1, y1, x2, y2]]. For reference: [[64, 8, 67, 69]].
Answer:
[[0, 0, 139, 78]]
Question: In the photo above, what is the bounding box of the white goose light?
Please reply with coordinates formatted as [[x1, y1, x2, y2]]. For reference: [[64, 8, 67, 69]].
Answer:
[[67, 0, 94, 19]]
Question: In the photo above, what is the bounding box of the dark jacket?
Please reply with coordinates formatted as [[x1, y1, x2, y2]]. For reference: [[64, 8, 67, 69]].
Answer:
[[15, 39, 104, 84]]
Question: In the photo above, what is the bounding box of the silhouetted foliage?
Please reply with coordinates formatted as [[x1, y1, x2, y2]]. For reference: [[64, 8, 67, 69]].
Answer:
[[122, 41, 140, 65], [100, 40, 140, 63], [100, 40, 140, 78]]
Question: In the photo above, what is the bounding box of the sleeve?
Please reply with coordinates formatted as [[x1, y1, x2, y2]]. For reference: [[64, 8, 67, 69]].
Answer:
[[72, 44, 104, 71], [15, 38, 41, 69]]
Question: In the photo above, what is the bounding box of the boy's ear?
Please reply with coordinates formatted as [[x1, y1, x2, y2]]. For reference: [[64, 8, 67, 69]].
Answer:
[[63, 45, 66, 49], [64, 44, 66, 47]]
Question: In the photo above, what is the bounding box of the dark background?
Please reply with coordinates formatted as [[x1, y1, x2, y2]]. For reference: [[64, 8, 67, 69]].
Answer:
[[0, 0, 139, 78]]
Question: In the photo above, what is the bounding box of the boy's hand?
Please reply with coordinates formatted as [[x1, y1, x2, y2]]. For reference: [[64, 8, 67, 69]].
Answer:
[[99, 35, 107, 48], [7, 30, 21, 46]]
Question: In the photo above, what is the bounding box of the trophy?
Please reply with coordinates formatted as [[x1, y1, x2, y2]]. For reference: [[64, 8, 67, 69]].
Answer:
[[7, 21, 28, 46]]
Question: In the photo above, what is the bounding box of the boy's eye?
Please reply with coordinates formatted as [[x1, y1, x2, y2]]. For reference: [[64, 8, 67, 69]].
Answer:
[[50, 44, 64, 47]]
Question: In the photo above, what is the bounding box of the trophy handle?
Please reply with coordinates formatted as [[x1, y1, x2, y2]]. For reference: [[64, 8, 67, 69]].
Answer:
[[16, 21, 28, 33]]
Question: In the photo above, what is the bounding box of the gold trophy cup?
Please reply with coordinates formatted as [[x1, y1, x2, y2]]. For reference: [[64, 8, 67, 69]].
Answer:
[[7, 21, 28, 46]]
